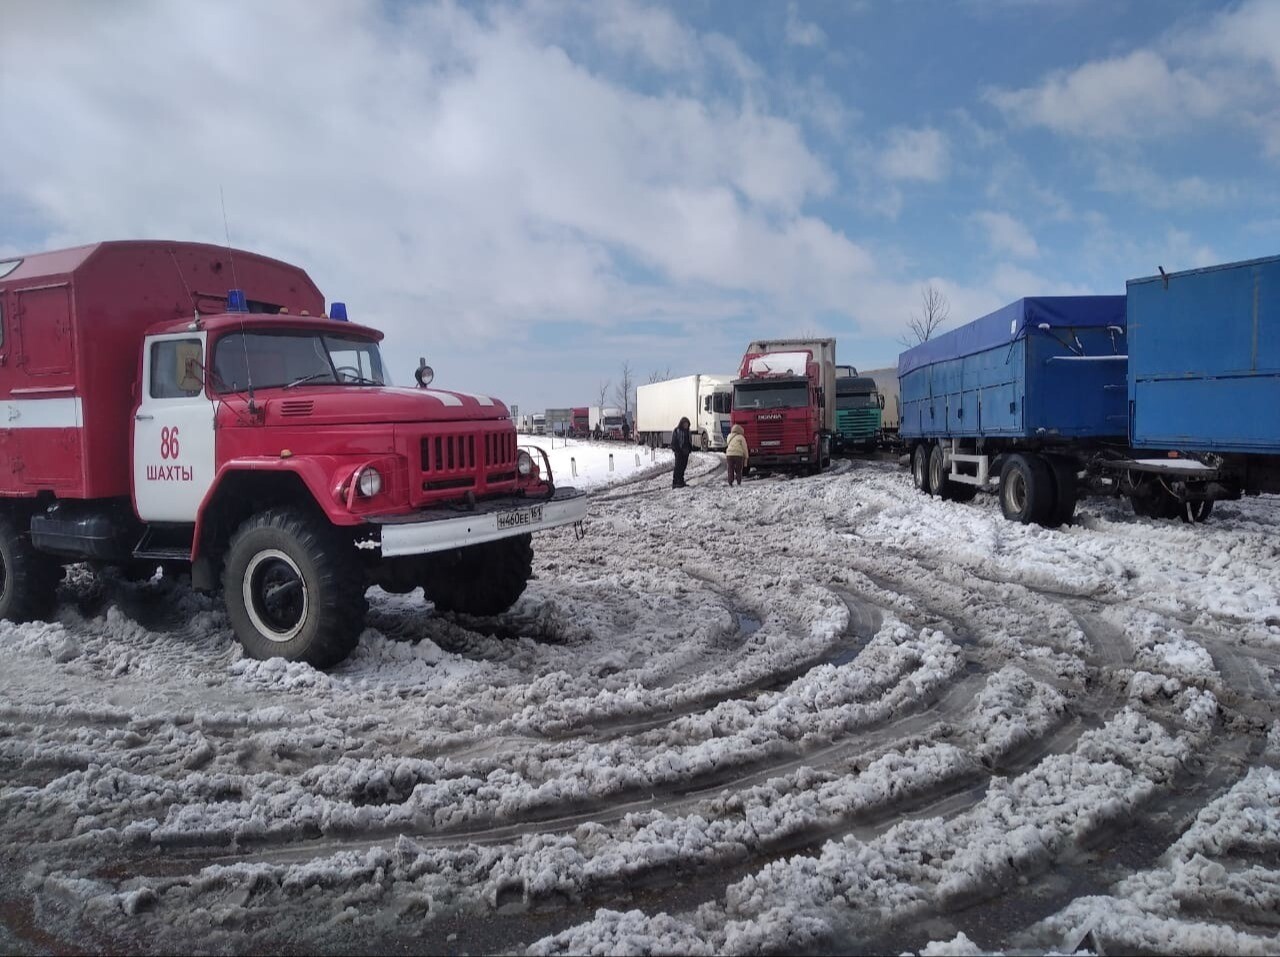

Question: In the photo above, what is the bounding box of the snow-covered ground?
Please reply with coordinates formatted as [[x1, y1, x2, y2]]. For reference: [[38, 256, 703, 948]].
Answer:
[[2, 447, 1278, 955]]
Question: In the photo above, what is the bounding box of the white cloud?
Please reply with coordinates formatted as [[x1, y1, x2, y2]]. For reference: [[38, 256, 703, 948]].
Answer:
[[0, 0, 877, 407], [972, 211, 1039, 260], [785, 3, 826, 47], [1188, 0, 1280, 82], [988, 1, 1280, 151], [987, 49, 1223, 139], [1092, 157, 1237, 209], [878, 127, 949, 182]]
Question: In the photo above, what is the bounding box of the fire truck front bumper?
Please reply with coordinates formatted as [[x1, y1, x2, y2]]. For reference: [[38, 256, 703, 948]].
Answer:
[[367, 487, 588, 557]]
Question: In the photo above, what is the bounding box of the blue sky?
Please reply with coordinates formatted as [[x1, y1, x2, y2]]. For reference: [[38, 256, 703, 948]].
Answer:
[[3, 0, 1277, 413]]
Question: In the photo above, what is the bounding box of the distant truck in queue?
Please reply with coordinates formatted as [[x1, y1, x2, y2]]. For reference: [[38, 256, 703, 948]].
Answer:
[[545, 407, 573, 437], [0, 241, 586, 667], [899, 253, 1280, 526], [731, 338, 836, 474], [591, 406, 628, 440], [635, 374, 734, 450], [863, 367, 901, 448], [571, 406, 590, 438], [832, 365, 884, 454]]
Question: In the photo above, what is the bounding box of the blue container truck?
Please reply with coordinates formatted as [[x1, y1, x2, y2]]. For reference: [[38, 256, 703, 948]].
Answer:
[[898, 296, 1130, 525], [1123, 253, 1280, 518], [899, 254, 1280, 526]]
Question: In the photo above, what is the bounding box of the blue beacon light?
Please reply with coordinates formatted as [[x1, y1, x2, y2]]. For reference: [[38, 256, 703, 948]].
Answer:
[[330, 302, 348, 321], [227, 289, 248, 312]]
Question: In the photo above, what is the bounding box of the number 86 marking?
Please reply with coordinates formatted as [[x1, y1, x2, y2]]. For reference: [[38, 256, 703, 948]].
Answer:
[[160, 426, 181, 460]]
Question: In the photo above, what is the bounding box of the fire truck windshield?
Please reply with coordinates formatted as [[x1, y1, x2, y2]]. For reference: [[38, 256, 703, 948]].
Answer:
[[213, 331, 388, 393], [733, 382, 808, 410]]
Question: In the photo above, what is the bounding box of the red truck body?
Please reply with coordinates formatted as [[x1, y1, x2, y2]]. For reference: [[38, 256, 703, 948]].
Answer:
[[0, 241, 586, 667], [730, 340, 836, 473], [570, 406, 589, 438], [0, 242, 323, 500]]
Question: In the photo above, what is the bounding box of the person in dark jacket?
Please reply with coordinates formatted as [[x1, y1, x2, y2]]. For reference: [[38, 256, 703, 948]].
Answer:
[[671, 416, 693, 487]]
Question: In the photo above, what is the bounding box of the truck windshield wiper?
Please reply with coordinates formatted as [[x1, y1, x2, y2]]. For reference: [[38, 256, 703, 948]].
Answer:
[[284, 371, 336, 389]]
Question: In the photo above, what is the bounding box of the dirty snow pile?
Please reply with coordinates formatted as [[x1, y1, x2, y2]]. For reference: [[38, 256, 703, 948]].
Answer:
[[1, 457, 1278, 956]]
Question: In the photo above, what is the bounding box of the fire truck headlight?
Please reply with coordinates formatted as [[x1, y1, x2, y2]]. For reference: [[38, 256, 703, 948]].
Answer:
[[517, 450, 534, 477], [795, 445, 810, 453], [356, 466, 383, 497]]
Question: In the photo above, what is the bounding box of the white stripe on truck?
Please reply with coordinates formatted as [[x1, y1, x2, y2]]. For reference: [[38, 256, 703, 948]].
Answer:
[[0, 397, 82, 428]]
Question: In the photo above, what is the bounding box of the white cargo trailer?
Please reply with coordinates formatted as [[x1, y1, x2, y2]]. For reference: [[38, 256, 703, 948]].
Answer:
[[863, 366, 901, 435], [636, 374, 735, 450]]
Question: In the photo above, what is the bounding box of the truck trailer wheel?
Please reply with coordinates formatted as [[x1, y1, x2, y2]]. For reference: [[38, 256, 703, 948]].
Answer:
[[1000, 454, 1054, 525], [0, 515, 62, 623], [1180, 500, 1213, 524], [1043, 456, 1079, 528], [929, 444, 978, 503], [912, 444, 932, 495], [422, 534, 533, 616], [223, 508, 368, 668]]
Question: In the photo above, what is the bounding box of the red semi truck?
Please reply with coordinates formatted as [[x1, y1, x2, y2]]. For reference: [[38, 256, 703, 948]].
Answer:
[[0, 241, 586, 667], [730, 338, 836, 474]]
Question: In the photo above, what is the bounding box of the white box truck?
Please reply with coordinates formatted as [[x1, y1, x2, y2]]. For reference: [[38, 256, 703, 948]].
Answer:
[[636, 374, 735, 450]]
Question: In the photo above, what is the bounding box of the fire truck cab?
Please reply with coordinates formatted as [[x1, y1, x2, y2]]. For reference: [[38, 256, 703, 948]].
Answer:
[[0, 241, 586, 667]]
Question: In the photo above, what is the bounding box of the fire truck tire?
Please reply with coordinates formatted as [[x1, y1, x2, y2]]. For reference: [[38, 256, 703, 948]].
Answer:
[[422, 534, 533, 616], [0, 516, 63, 623], [999, 453, 1054, 525], [224, 508, 368, 668], [912, 444, 932, 495]]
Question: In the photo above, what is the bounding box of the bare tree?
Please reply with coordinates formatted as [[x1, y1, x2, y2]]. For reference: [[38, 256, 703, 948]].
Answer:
[[899, 284, 951, 346], [596, 379, 610, 410], [647, 366, 673, 384], [614, 361, 635, 430]]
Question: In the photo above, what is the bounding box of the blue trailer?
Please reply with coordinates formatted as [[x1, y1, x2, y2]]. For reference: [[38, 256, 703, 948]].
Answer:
[[1120, 254, 1280, 518], [898, 296, 1129, 525], [898, 255, 1280, 527]]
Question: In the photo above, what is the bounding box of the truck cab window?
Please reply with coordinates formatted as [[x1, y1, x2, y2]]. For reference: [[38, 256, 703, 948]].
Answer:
[[150, 339, 204, 398], [213, 331, 387, 392]]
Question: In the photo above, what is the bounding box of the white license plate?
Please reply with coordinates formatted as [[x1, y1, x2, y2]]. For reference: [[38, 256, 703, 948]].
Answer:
[[760, 440, 781, 447], [497, 504, 543, 529]]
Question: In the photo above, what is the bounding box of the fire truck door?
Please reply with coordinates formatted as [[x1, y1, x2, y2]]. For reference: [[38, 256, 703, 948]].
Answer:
[[133, 334, 216, 522]]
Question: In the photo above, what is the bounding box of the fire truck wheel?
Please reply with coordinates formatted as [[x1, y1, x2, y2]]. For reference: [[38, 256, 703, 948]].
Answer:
[[422, 534, 533, 616], [0, 516, 63, 623], [224, 508, 368, 668]]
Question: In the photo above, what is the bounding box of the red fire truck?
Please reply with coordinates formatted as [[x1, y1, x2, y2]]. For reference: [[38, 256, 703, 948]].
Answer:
[[0, 241, 585, 667]]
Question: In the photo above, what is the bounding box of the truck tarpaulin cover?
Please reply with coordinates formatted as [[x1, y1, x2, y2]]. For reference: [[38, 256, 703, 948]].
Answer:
[[897, 297, 1127, 377], [747, 352, 810, 377]]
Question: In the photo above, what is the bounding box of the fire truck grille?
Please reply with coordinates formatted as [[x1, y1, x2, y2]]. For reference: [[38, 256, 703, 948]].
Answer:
[[419, 431, 517, 492]]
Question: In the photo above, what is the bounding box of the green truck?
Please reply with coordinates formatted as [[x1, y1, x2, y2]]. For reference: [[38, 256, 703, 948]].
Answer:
[[832, 366, 884, 453]]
